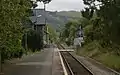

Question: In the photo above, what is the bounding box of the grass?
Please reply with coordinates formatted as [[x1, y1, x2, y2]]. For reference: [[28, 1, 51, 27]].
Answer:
[[77, 41, 120, 72], [95, 54, 120, 72]]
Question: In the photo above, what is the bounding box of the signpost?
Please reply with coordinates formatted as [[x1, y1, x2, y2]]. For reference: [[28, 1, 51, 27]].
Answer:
[[74, 25, 84, 52]]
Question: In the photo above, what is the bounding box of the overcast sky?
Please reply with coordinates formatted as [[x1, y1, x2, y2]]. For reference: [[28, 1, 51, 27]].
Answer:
[[36, 0, 85, 11]]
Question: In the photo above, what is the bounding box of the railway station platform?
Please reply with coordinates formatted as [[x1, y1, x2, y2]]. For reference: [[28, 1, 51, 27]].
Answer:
[[2, 48, 63, 75]]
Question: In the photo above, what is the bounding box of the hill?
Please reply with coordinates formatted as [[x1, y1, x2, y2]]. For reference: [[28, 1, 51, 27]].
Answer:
[[56, 11, 82, 18], [30, 9, 81, 30], [47, 11, 81, 29]]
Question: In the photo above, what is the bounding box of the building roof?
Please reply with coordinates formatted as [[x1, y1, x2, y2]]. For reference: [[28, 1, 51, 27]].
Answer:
[[30, 9, 46, 25]]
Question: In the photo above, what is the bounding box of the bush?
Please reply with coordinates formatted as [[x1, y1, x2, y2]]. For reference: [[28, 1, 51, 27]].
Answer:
[[22, 29, 43, 52], [1, 41, 25, 62]]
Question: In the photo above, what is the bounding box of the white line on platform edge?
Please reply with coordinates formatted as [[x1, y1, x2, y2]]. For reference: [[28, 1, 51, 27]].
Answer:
[[57, 48, 68, 75]]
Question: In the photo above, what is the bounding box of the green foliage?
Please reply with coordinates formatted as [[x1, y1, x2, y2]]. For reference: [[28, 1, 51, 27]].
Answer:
[[84, 24, 93, 43], [0, 0, 32, 61], [79, 0, 120, 55], [81, 8, 94, 20], [78, 41, 120, 71], [82, 0, 120, 45], [60, 21, 79, 46], [97, 54, 120, 72], [46, 25, 58, 43], [78, 17, 89, 27], [56, 11, 82, 18], [0, 0, 52, 62], [22, 29, 42, 52], [78, 0, 120, 71]]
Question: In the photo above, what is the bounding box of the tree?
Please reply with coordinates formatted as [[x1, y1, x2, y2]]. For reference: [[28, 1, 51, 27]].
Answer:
[[60, 21, 80, 46], [0, 0, 52, 60], [82, 0, 120, 44], [22, 29, 43, 52], [0, 0, 32, 61], [46, 25, 58, 43], [31, 0, 52, 8], [81, 0, 120, 54]]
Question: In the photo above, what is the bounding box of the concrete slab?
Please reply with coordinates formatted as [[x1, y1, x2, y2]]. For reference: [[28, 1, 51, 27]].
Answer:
[[52, 48, 64, 75], [2, 48, 63, 75]]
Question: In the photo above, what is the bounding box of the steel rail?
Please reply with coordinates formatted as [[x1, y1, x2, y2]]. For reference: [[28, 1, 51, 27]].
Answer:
[[61, 52, 74, 75], [58, 44, 93, 75], [68, 52, 94, 75], [61, 51, 94, 75]]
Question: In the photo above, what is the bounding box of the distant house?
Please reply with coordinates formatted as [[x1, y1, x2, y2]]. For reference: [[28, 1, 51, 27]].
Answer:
[[30, 9, 48, 42], [30, 9, 46, 27]]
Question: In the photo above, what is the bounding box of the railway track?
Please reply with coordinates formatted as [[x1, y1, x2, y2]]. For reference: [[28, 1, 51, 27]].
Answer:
[[57, 44, 93, 75], [57, 43, 65, 49], [60, 51, 93, 75]]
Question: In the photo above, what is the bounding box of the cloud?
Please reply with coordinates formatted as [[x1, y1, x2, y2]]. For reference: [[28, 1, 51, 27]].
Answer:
[[37, 0, 85, 11]]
